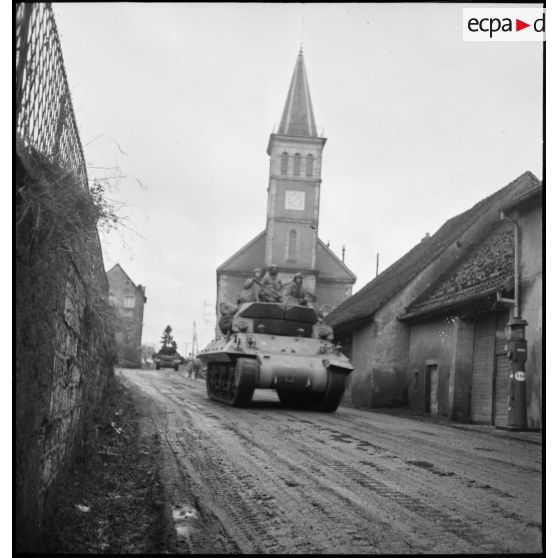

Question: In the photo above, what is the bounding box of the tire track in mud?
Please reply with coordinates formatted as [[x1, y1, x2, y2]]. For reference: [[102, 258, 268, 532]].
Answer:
[[219, 417, 495, 553], [164, 417, 321, 553], [120, 370, 542, 554], [285, 414, 541, 552]]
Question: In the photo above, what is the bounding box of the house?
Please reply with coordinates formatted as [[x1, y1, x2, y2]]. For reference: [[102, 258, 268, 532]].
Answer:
[[106, 264, 147, 368], [326, 171, 542, 428], [216, 49, 355, 328]]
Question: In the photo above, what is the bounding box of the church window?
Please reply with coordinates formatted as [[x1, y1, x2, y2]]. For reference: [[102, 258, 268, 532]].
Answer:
[[293, 153, 301, 176], [306, 154, 314, 177], [124, 295, 136, 309], [281, 152, 289, 175], [108, 294, 117, 307], [287, 229, 298, 261]]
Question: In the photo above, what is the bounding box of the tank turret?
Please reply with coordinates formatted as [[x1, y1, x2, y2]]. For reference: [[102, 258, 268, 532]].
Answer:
[[198, 301, 353, 412]]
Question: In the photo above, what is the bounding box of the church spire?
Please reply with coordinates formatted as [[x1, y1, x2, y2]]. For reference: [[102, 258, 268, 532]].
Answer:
[[277, 49, 318, 138]]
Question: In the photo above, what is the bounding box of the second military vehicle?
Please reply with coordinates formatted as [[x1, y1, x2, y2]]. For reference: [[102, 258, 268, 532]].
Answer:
[[152, 350, 182, 371]]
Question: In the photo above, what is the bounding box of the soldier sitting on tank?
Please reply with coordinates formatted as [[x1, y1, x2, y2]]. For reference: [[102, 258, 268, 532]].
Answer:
[[259, 264, 284, 303], [239, 268, 263, 303], [218, 300, 238, 335], [284, 272, 310, 306]]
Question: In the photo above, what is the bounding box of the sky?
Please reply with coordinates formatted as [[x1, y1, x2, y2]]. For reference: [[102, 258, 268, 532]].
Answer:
[[49, 2, 544, 352]]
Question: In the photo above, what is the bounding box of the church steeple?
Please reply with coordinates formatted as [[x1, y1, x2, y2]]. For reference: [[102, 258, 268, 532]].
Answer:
[[277, 49, 318, 138], [265, 50, 326, 274]]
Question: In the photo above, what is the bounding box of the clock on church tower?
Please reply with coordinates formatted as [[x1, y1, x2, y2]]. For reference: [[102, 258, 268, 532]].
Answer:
[[285, 190, 305, 211]]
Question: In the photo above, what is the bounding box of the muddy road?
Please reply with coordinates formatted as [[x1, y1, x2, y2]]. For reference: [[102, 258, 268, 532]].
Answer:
[[119, 368, 542, 554]]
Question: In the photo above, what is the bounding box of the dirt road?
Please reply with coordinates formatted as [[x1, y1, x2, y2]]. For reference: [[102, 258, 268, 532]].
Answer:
[[119, 368, 542, 554]]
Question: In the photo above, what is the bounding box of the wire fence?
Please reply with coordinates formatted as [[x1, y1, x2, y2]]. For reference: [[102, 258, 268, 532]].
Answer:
[[16, 2, 88, 190]]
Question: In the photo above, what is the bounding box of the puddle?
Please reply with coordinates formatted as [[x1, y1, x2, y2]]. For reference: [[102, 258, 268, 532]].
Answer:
[[172, 503, 199, 538]]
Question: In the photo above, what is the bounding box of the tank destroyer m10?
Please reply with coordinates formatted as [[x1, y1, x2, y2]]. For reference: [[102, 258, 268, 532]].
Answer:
[[198, 301, 353, 412]]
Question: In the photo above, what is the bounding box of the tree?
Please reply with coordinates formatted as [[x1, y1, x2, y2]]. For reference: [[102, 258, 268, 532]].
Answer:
[[159, 325, 177, 354]]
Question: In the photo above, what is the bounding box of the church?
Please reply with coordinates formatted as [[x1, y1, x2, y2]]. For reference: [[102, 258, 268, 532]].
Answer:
[[216, 49, 356, 325]]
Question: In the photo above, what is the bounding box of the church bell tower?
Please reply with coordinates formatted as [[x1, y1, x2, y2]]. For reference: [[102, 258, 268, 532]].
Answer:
[[265, 49, 327, 288]]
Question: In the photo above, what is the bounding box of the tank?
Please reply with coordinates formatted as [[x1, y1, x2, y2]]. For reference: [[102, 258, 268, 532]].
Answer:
[[198, 301, 354, 412]]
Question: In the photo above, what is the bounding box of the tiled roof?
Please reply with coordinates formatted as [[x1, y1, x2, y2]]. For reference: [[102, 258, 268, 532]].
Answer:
[[277, 49, 318, 138], [326, 171, 540, 329], [400, 220, 514, 320]]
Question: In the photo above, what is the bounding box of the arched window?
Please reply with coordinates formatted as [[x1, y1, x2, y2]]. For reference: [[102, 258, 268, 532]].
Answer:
[[287, 229, 297, 261], [293, 153, 301, 176], [306, 154, 314, 177], [280, 152, 289, 175]]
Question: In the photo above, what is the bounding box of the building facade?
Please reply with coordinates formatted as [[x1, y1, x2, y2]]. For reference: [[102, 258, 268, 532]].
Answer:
[[327, 171, 542, 427], [216, 50, 356, 326], [106, 263, 147, 368]]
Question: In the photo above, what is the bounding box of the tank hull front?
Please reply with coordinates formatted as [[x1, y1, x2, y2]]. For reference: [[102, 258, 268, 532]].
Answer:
[[199, 332, 353, 411]]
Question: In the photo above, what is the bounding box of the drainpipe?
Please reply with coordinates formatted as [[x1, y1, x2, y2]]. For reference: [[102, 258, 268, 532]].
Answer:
[[499, 211, 528, 429], [496, 213, 520, 314]]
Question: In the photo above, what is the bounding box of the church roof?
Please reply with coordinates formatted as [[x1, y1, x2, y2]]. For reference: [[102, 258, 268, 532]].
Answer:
[[316, 239, 357, 282], [277, 49, 318, 138], [217, 230, 267, 273]]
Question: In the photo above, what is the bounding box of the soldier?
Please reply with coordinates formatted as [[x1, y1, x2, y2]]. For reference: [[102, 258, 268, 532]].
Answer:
[[192, 355, 202, 379], [218, 300, 238, 334], [185, 353, 194, 378], [239, 268, 263, 303], [284, 272, 310, 306], [260, 264, 283, 302]]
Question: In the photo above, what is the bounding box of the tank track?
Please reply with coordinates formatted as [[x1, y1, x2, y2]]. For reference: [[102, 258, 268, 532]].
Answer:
[[277, 365, 347, 413], [206, 358, 258, 407]]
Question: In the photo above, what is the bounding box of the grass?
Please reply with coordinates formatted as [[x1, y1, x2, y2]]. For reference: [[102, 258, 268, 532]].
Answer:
[[42, 377, 170, 554]]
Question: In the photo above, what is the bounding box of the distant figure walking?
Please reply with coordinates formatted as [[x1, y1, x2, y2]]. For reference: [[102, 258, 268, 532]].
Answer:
[[185, 353, 194, 378], [192, 355, 202, 379]]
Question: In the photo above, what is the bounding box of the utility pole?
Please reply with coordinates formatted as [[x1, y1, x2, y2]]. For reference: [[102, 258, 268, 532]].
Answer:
[[376, 253, 380, 277], [342, 245, 346, 262], [192, 321, 198, 357]]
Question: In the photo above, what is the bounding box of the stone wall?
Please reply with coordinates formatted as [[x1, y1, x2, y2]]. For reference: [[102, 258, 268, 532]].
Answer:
[[15, 152, 116, 552]]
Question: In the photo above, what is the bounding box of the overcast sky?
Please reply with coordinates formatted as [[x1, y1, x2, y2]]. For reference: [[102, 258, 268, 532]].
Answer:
[[51, 2, 543, 352]]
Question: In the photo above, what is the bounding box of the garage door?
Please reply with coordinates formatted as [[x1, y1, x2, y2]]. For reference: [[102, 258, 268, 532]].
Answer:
[[471, 315, 496, 424]]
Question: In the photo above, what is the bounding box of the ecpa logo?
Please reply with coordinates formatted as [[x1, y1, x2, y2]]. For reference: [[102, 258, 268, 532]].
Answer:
[[463, 8, 545, 41]]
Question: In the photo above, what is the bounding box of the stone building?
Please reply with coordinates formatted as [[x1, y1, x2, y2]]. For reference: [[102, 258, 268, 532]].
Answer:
[[216, 49, 356, 327], [327, 171, 542, 428], [106, 263, 147, 368]]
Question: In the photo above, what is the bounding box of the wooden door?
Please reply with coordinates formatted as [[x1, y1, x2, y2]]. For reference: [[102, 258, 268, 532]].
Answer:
[[471, 315, 496, 423], [425, 364, 439, 415]]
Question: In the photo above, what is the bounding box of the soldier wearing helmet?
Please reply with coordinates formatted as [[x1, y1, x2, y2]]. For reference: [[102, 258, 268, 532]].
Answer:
[[260, 263, 284, 302], [239, 268, 263, 303], [284, 272, 310, 306]]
